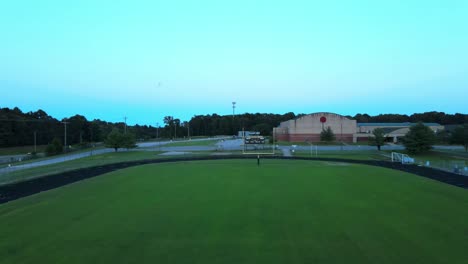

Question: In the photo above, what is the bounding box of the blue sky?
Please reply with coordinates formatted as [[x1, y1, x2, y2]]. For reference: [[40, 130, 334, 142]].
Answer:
[[1, 0, 467, 125]]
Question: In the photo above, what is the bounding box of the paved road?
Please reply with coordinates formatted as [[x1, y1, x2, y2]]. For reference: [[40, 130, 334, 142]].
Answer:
[[0, 148, 115, 174], [141, 138, 244, 152], [216, 139, 244, 151], [281, 148, 292, 157], [137, 137, 229, 148], [0, 137, 230, 174]]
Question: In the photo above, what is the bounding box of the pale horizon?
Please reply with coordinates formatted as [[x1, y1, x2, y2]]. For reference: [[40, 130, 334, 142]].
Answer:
[[2, 0, 467, 125]]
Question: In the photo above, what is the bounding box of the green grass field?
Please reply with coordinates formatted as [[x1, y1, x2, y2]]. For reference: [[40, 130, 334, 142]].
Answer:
[[163, 139, 220, 147], [1, 160, 467, 263], [293, 149, 468, 166], [0, 151, 208, 185], [0, 145, 47, 155], [0, 144, 106, 156], [292, 150, 388, 160], [276, 141, 363, 146]]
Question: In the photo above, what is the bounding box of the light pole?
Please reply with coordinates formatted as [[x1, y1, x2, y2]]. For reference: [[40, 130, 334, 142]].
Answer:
[[232, 102, 236, 135], [156, 122, 161, 151], [62, 120, 69, 152], [156, 122, 159, 139], [174, 119, 179, 139], [187, 121, 190, 139]]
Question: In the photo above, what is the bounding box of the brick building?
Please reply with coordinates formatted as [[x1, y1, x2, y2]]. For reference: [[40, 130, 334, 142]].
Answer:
[[273, 112, 443, 143]]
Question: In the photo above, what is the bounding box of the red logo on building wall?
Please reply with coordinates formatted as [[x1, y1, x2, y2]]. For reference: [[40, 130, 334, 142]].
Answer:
[[320, 116, 327, 123]]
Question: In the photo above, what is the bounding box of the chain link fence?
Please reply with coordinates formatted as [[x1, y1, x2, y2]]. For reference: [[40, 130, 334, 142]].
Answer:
[[413, 158, 468, 176]]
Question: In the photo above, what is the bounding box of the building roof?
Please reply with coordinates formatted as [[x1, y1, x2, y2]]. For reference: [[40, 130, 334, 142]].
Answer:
[[380, 127, 404, 134], [357, 122, 441, 127], [291, 112, 352, 121]]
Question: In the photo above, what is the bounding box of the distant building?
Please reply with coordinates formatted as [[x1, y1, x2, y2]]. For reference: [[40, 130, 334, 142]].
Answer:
[[238, 131, 260, 137], [355, 122, 443, 143], [273, 112, 443, 143]]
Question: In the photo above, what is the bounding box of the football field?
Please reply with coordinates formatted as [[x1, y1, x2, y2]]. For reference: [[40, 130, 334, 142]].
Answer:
[[0, 160, 467, 263]]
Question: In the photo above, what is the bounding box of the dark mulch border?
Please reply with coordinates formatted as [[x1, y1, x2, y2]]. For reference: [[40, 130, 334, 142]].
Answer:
[[1, 155, 466, 204]]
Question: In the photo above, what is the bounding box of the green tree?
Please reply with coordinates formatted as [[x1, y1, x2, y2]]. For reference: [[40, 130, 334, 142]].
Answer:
[[163, 116, 175, 138], [45, 137, 63, 156], [435, 129, 450, 144], [105, 129, 137, 151], [252, 123, 272, 136], [174, 118, 181, 138], [105, 129, 124, 152], [320, 126, 336, 142], [450, 124, 468, 152], [369, 128, 386, 151], [89, 121, 102, 142], [403, 123, 436, 154], [122, 133, 137, 149]]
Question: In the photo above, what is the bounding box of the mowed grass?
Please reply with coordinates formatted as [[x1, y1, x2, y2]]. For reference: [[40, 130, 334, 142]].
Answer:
[[163, 139, 220, 147], [292, 150, 388, 160], [0, 151, 178, 185], [1, 160, 467, 264], [0, 144, 104, 156], [0, 145, 47, 155]]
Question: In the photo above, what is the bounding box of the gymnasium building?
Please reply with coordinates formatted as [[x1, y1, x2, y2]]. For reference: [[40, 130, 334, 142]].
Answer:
[[273, 112, 443, 143]]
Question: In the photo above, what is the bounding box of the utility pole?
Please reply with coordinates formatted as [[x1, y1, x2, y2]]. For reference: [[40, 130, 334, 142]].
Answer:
[[155, 122, 160, 152], [156, 122, 159, 139], [62, 120, 69, 152], [187, 122, 190, 139], [232, 101, 236, 135]]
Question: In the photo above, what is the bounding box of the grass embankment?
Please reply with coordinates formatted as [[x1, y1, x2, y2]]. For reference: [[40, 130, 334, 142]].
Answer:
[[0, 151, 159, 185], [0, 146, 106, 167], [1, 160, 467, 264], [292, 150, 388, 160], [292, 148, 468, 165], [0, 145, 47, 155], [0, 150, 217, 185], [275, 141, 363, 146], [379, 150, 468, 168], [0, 143, 107, 156]]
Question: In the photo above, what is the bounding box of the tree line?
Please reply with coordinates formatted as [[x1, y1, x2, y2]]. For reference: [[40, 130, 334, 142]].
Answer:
[[1, 107, 466, 148], [352, 112, 467, 124], [162, 111, 467, 139], [0, 107, 157, 148], [161, 112, 297, 138]]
